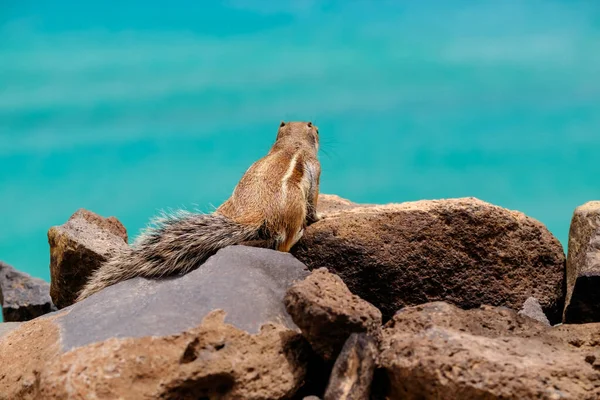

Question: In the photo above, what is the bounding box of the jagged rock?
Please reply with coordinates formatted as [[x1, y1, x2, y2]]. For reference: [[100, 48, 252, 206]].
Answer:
[[0, 246, 311, 400], [284, 267, 382, 361], [293, 195, 566, 323], [0, 262, 55, 322], [323, 333, 377, 400], [564, 201, 600, 323], [378, 301, 600, 399], [519, 297, 551, 326], [47, 208, 128, 309]]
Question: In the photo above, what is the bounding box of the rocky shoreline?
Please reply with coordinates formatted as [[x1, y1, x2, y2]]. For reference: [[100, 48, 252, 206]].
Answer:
[[1, 194, 599, 399]]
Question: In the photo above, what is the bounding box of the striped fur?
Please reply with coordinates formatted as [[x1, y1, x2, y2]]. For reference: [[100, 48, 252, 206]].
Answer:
[[76, 121, 320, 302]]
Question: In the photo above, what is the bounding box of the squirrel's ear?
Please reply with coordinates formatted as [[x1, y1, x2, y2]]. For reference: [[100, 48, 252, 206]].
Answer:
[[280, 121, 286, 127], [307, 121, 312, 127]]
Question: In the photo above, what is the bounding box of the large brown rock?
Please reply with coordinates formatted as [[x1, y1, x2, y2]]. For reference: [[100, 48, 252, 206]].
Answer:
[[47, 209, 128, 309], [563, 201, 600, 323], [0, 262, 55, 322], [378, 302, 600, 399], [284, 267, 382, 361], [293, 195, 566, 323], [0, 246, 311, 399]]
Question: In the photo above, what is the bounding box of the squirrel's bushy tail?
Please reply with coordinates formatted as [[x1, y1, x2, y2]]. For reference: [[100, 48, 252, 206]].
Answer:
[[76, 212, 263, 302]]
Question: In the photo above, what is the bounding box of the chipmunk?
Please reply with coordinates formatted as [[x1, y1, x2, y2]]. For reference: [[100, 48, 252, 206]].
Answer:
[[76, 121, 321, 301]]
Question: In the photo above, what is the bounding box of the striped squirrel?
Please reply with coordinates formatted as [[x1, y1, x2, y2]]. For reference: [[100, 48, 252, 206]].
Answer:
[[76, 121, 321, 301]]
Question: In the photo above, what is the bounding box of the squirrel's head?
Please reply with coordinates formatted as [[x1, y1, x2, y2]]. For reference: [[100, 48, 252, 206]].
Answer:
[[275, 121, 319, 151]]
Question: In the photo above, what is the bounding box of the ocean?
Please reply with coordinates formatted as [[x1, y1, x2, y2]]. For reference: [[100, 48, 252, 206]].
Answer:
[[1, 0, 599, 287]]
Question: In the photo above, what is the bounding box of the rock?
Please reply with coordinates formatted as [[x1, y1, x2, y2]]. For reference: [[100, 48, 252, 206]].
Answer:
[[378, 301, 600, 399], [518, 297, 551, 326], [47, 208, 128, 309], [323, 333, 377, 400], [0, 262, 55, 322], [563, 201, 600, 324], [293, 195, 566, 323], [284, 267, 382, 361], [316, 194, 362, 213], [0, 322, 21, 338], [0, 246, 311, 399], [70, 208, 128, 242]]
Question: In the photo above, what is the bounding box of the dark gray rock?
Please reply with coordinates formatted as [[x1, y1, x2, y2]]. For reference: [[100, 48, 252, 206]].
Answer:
[[0, 261, 55, 322], [0, 245, 312, 400], [518, 297, 551, 326], [58, 245, 310, 351], [323, 333, 377, 400], [564, 201, 600, 323], [47, 208, 128, 309]]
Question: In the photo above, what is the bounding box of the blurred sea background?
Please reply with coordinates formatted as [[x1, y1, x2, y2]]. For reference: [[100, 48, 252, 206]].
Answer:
[[1, 0, 599, 286]]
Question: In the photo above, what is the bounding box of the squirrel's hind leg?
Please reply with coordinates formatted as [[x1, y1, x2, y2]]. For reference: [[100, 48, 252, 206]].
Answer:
[[275, 228, 304, 253]]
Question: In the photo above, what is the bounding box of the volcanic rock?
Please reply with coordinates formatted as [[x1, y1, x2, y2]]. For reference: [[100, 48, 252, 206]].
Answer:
[[378, 302, 600, 399], [518, 297, 551, 326], [0, 261, 54, 322], [284, 267, 382, 361], [47, 208, 128, 308], [293, 195, 566, 323], [563, 201, 600, 323], [0, 246, 311, 400]]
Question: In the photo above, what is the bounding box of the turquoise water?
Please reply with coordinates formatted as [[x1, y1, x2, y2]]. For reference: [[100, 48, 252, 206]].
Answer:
[[1, 0, 599, 284]]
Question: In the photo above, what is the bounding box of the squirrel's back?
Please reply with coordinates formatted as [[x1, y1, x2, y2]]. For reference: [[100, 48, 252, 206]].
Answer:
[[76, 121, 321, 302]]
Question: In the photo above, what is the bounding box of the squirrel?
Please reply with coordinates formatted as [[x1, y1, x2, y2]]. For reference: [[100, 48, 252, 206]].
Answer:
[[76, 121, 321, 302]]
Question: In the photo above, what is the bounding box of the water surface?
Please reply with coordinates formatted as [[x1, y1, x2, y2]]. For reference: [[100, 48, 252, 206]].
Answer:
[[1, 0, 599, 283]]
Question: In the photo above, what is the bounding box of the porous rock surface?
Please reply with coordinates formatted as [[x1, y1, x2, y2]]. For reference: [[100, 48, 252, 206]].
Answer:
[[0, 246, 311, 400], [284, 267, 382, 361], [47, 208, 128, 309], [293, 195, 566, 323], [378, 301, 600, 399], [563, 201, 600, 323], [0, 261, 55, 322]]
